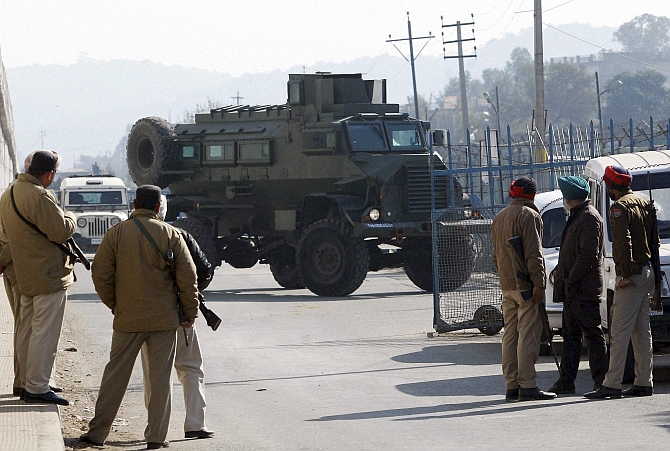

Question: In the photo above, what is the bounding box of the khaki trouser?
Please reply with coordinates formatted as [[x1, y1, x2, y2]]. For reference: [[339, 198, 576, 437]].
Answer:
[[3, 265, 23, 389], [603, 265, 654, 389], [87, 330, 176, 445], [17, 289, 67, 394], [501, 289, 543, 389], [142, 325, 208, 432]]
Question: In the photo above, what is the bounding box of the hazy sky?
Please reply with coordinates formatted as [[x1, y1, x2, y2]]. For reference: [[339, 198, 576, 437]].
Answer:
[[1, 1, 668, 76]]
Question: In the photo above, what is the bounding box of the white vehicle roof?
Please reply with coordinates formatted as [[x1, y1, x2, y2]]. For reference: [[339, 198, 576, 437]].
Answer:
[[534, 189, 563, 215], [583, 149, 670, 180], [60, 176, 127, 190]]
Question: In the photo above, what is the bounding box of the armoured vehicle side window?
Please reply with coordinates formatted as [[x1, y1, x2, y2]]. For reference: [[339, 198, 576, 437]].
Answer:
[[205, 143, 235, 164], [386, 123, 424, 151], [238, 141, 271, 164], [181, 145, 199, 161], [347, 123, 388, 152]]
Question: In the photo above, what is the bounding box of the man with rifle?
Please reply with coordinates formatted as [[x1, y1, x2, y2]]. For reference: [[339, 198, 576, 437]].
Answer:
[[138, 195, 218, 440], [492, 176, 557, 402], [0, 150, 77, 406], [81, 185, 199, 449], [548, 176, 608, 395], [585, 166, 656, 399]]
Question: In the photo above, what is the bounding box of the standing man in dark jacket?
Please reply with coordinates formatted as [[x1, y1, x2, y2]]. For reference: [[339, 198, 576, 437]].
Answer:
[[585, 166, 656, 399], [492, 176, 556, 402], [548, 176, 608, 394]]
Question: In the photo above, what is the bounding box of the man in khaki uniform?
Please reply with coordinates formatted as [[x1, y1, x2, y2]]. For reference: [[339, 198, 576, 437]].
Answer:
[[81, 185, 199, 450], [492, 176, 556, 402], [0, 150, 76, 406], [585, 165, 656, 399]]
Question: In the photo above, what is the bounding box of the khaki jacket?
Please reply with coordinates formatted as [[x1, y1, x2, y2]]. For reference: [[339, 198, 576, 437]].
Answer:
[[91, 209, 199, 333], [0, 174, 76, 296], [610, 191, 657, 278], [492, 197, 546, 291]]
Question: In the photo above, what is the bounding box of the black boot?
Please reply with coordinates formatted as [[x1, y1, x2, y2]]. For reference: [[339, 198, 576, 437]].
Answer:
[[518, 387, 557, 401], [622, 385, 652, 397], [583, 385, 622, 399]]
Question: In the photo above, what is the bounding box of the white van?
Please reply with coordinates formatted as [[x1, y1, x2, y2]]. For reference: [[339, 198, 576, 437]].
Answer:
[[59, 175, 129, 252], [538, 149, 670, 346]]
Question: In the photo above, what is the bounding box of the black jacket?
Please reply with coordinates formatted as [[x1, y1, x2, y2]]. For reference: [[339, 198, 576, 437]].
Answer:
[[179, 229, 212, 290], [553, 200, 604, 303]]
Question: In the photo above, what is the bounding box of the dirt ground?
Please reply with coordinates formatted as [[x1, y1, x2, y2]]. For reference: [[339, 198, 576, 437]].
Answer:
[[56, 313, 147, 450]]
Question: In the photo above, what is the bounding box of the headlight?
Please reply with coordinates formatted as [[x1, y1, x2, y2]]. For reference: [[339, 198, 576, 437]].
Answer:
[[110, 217, 121, 226], [369, 208, 380, 221], [77, 217, 87, 228]]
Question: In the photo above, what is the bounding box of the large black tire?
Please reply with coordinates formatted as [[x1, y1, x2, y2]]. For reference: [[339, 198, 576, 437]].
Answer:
[[172, 218, 221, 289], [269, 245, 305, 289], [403, 233, 475, 293], [127, 117, 179, 188], [296, 219, 369, 296]]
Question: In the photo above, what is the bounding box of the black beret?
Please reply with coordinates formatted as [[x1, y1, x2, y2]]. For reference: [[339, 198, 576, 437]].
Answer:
[[135, 185, 162, 209]]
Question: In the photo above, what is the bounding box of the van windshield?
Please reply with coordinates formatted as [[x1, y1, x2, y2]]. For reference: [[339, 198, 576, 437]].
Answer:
[[68, 191, 124, 206], [542, 207, 567, 248]]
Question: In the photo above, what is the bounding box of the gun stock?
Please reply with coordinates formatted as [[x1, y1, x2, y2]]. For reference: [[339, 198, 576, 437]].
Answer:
[[647, 171, 663, 312], [67, 238, 91, 270], [198, 293, 222, 331]]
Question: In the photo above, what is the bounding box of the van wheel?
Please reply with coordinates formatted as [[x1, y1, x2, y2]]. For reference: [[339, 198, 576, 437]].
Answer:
[[172, 218, 220, 288], [296, 219, 369, 296], [127, 117, 179, 188]]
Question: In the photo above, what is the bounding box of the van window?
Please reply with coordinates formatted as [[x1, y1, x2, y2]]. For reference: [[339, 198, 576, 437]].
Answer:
[[542, 207, 567, 248]]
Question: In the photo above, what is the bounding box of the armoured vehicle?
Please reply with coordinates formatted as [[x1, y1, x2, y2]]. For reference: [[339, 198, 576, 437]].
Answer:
[[59, 175, 129, 251], [126, 72, 472, 296]]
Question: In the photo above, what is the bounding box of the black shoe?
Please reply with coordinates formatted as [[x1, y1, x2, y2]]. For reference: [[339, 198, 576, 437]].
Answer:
[[584, 385, 622, 399], [548, 379, 575, 394], [24, 390, 69, 406], [505, 388, 519, 403], [185, 429, 215, 439], [12, 387, 22, 396], [518, 387, 558, 401], [79, 433, 104, 446], [19, 388, 25, 400], [147, 442, 169, 449], [622, 385, 653, 397], [49, 385, 64, 393]]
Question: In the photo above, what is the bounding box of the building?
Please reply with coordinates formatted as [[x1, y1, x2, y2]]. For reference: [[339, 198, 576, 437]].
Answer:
[[0, 46, 18, 191]]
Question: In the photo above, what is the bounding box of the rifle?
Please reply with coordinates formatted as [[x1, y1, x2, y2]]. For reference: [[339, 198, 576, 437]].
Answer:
[[199, 293, 222, 331], [647, 171, 663, 313], [67, 237, 91, 270], [166, 249, 189, 346], [508, 236, 560, 370]]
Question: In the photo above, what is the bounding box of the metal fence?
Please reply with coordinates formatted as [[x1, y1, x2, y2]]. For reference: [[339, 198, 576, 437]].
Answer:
[[430, 116, 670, 334]]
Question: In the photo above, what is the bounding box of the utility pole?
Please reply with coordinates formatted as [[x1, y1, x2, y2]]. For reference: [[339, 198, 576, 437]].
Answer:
[[533, 0, 546, 145], [442, 15, 476, 141], [387, 12, 434, 119], [231, 92, 244, 105], [37, 130, 46, 148]]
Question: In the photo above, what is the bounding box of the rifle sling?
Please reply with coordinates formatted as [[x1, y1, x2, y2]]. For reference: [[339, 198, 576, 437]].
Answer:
[[9, 185, 78, 261]]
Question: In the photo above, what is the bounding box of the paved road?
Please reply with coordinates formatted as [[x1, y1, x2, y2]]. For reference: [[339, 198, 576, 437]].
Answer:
[[61, 264, 670, 450]]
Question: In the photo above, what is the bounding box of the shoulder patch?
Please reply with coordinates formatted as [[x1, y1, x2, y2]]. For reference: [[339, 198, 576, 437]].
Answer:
[[613, 208, 622, 218]]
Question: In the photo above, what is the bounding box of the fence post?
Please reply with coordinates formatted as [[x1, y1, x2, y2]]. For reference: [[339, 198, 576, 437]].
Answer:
[[548, 124, 555, 190], [466, 129, 474, 202], [447, 131, 456, 208], [630, 118, 634, 153], [589, 121, 595, 158], [667, 118, 670, 150], [486, 127, 495, 206], [610, 118, 615, 155], [650, 116, 655, 150]]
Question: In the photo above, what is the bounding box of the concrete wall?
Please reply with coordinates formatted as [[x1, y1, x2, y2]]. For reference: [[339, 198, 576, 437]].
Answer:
[[0, 46, 18, 193]]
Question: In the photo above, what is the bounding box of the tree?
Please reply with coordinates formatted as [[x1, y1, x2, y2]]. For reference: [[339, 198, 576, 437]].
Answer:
[[179, 98, 223, 123], [613, 14, 670, 54], [602, 70, 670, 124], [544, 62, 595, 126]]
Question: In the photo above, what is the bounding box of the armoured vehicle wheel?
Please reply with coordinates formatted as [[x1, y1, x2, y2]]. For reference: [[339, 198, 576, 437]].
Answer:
[[474, 305, 503, 336], [296, 219, 369, 296], [127, 117, 179, 188], [172, 218, 220, 288], [403, 233, 475, 292], [270, 262, 305, 289]]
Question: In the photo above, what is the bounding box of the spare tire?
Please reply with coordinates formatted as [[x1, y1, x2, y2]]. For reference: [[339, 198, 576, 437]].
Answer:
[[127, 117, 179, 188]]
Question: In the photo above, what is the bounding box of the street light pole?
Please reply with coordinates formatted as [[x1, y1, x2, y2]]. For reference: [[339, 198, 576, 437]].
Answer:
[[595, 71, 623, 149], [483, 87, 502, 138]]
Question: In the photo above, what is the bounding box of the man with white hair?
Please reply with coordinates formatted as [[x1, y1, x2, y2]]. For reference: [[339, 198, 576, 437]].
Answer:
[[0, 150, 76, 405]]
